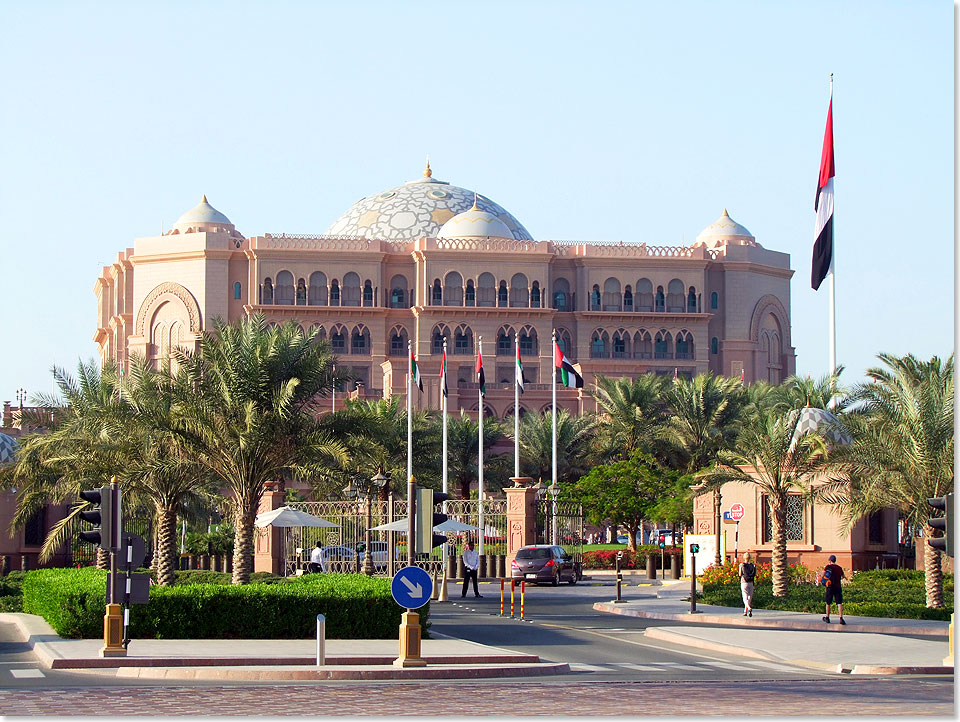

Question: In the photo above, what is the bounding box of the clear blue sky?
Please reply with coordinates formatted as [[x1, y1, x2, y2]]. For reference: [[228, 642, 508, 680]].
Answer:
[[0, 1, 952, 403]]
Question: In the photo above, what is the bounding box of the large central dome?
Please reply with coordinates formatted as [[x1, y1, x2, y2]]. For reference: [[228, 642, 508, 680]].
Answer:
[[324, 163, 533, 241]]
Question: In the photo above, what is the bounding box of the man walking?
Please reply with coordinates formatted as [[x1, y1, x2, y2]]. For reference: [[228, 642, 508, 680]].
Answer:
[[308, 542, 323, 573], [818, 554, 846, 624], [461, 540, 482, 598]]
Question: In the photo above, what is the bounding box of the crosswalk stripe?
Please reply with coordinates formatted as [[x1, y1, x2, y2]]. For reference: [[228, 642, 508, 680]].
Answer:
[[698, 661, 749, 670], [10, 669, 44, 679], [610, 662, 661, 671], [744, 660, 801, 672], [569, 663, 610, 672], [656, 662, 703, 670]]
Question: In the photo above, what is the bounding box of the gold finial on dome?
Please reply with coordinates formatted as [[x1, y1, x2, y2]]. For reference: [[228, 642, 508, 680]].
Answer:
[[472, 192, 479, 210], [202, 194, 208, 203], [424, 157, 432, 178], [722, 208, 729, 216]]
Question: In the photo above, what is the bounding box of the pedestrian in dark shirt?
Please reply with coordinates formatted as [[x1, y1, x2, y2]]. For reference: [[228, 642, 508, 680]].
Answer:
[[818, 554, 846, 625]]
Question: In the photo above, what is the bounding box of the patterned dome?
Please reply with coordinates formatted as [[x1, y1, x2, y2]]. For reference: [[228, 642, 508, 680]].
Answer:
[[173, 195, 233, 230], [788, 407, 852, 449], [0, 433, 19, 464], [325, 163, 532, 241]]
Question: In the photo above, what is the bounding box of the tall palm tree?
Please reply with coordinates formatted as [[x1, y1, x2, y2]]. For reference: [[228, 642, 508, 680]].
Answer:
[[591, 374, 668, 461], [662, 372, 746, 472], [445, 410, 509, 499], [517, 409, 597, 485], [697, 408, 827, 596], [815, 353, 953, 608], [770, 369, 848, 413], [171, 315, 349, 584]]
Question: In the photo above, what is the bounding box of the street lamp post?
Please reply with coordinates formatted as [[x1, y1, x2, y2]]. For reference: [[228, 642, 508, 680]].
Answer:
[[344, 472, 388, 576], [548, 482, 560, 546]]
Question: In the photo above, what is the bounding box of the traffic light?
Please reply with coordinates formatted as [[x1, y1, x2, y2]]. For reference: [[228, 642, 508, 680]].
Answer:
[[689, 543, 700, 554], [415, 487, 451, 553], [658, 534, 666, 549], [927, 493, 954, 558], [430, 492, 450, 550], [79, 485, 118, 551]]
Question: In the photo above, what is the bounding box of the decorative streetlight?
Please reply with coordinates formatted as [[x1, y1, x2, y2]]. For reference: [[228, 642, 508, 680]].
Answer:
[[345, 471, 389, 575]]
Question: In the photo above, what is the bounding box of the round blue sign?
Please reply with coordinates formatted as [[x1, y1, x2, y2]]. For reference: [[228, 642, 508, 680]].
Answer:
[[391, 566, 433, 609]]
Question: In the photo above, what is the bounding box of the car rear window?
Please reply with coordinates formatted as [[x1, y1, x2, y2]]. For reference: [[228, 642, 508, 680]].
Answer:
[[516, 548, 551, 559]]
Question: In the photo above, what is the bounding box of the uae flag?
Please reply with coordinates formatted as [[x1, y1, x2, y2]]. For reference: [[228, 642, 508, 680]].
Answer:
[[554, 341, 584, 388], [812, 95, 835, 291], [516, 346, 524, 395], [410, 350, 423, 393], [440, 346, 448, 398], [476, 348, 486, 396]]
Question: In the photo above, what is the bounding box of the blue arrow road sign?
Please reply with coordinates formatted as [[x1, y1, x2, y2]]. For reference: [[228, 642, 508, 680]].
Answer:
[[391, 566, 433, 609]]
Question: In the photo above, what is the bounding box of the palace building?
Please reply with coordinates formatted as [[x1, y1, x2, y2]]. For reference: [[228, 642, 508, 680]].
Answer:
[[94, 163, 796, 416]]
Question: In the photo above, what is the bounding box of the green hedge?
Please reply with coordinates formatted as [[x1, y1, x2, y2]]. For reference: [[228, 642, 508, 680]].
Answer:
[[22, 568, 428, 639]]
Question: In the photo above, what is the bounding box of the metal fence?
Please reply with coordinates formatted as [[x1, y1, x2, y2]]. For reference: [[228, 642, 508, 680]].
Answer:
[[536, 498, 585, 564]]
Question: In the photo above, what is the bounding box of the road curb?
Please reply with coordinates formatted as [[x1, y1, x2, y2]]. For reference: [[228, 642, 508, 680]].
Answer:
[[642, 627, 777, 662], [850, 664, 954, 675]]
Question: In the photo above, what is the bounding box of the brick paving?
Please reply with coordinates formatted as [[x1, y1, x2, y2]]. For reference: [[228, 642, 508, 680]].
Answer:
[[0, 678, 952, 716]]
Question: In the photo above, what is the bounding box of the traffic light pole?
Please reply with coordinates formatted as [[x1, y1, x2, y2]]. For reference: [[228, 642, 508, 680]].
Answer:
[[102, 478, 125, 657]]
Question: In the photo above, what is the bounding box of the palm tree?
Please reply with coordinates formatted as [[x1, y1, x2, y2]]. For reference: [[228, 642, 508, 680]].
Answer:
[[445, 410, 509, 499], [662, 372, 746, 472], [591, 374, 668, 461], [517, 409, 597, 485], [697, 408, 827, 596], [770, 369, 848, 413], [815, 353, 953, 608], [171, 315, 349, 584]]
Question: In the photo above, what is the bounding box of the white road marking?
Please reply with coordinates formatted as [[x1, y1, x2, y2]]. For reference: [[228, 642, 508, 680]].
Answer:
[[657, 662, 704, 670], [569, 663, 611, 672], [10, 669, 44, 678], [744, 660, 803, 672], [610, 662, 662, 671]]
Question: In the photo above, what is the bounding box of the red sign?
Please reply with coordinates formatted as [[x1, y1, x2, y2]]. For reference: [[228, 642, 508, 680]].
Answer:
[[729, 503, 745, 521]]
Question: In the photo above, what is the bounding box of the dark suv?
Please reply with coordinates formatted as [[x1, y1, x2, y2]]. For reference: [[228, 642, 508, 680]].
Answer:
[[510, 545, 579, 586]]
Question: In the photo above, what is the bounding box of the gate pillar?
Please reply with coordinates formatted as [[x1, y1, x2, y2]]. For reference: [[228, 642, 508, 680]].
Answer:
[[254, 483, 285, 574], [505, 478, 538, 571]]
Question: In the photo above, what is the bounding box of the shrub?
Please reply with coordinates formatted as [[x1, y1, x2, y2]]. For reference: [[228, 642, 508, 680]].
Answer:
[[22, 568, 424, 639], [582, 546, 682, 570]]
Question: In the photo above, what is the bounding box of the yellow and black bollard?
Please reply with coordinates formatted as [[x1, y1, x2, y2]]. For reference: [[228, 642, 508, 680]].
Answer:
[[520, 580, 526, 620], [510, 579, 516, 617], [499, 579, 505, 616]]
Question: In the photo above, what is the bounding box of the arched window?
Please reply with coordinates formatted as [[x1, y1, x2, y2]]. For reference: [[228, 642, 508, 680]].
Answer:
[[465, 280, 476, 306], [363, 280, 374, 307], [613, 329, 630, 358], [603, 278, 622, 311], [636, 278, 653, 312], [623, 285, 633, 311], [276, 271, 294, 305], [688, 287, 697, 313], [591, 285, 601, 311], [477, 273, 496, 307], [654, 330, 673, 359], [510, 273, 529, 308], [233, 282, 242, 300], [454, 325, 473, 355], [390, 275, 408, 308], [676, 330, 695, 359], [330, 325, 347, 353], [555, 328, 572, 357], [432, 324, 450, 355], [633, 330, 652, 359], [444, 272, 464, 306], [309, 272, 328, 306], [311, 324, 326, 341], [262, 278, 274, 305], [389, 326, 408, 356], [591, 329, 609, 358], [497, 326, 515, 356], [655, 286, 665, 312], [530, 281, 541, 309], [342, 273, 361, 307], [519, 327, 538, 356], [667, 279, 685, 312], [329, 280, 340, 306], [296, 278, 307, 305], [711, 291, 719, 310], [432, 279, 442, 305], [497, 281, 508, 307], [711, 337, 719, 355], [553, 278, 571, 311], [351, 325, 370, 355]]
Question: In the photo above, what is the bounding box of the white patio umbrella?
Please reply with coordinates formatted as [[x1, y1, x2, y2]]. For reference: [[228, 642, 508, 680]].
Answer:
[[254, 506, 340, 528], [368, 518, 480, 533]]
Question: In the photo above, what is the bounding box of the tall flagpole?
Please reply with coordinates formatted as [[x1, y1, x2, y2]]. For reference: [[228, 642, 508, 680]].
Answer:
[[551, 329, 557, 491], [514, 344, 520, 479], [477, 336, 484, 556], [407, 340, 413, 485], [442, 338, 448, 496], [332, 366, 335, 413], [827, 72, 837, 379]]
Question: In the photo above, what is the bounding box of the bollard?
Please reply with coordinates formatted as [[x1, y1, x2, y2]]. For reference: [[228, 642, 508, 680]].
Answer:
[[496, 555, 505, 579], [690, 552, 699, 614], [316, 614, 326, 666], [500, 579, 505, 615], [479, 556, 487, 580], [671, 553, 681, 580], [614, 550, 625, 603], [510, 579, 516, 617], [520, 580, 525, 620], [646, 554, 656, 580], [456, 556, 464, 581]]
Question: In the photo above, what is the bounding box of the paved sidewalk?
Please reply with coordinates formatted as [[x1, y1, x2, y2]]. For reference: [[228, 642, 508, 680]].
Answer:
[[594, 581, 953, 675], [0, 613, 567, 681]]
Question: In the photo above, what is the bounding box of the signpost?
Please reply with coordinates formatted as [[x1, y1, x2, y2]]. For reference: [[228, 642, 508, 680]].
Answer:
[[729, 504, 745, 561], [392, 566, 432, 668]]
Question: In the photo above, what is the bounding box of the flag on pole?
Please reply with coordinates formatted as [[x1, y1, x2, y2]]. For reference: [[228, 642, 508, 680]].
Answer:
[[812, 93, 835, 291], [476, 347, 486, 396], [410, 350, 423, 392], [674, 367, 678, 380], [516, 345, 524, 395], [554, 341, 584, 388], [440, 346, 448, 398], [740, 367, 745, 383]]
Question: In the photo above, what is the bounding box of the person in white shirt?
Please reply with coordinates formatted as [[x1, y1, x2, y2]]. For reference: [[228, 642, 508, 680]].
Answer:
[[461, 541, 482, 598], [309, 542, 323, 573]]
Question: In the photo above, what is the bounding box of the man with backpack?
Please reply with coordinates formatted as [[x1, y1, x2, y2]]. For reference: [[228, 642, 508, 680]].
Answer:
[[738, 552, 756, 617], [818, 554, 846, 624]]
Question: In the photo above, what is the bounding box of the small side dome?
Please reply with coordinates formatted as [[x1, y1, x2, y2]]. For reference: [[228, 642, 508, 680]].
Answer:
[[0, 433, 19, 464], [694, 209, 759, 249], [788, 407, 852, 450], [438, 207, 513, 240], [172, 195, 234, 232]]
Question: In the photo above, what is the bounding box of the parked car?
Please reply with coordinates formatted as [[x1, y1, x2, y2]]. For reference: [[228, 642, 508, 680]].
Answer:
[[510, 545, 579, 586], [356, 541, 402, 571], [318, 545, 356, 572]]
